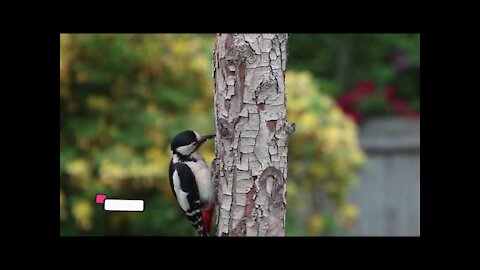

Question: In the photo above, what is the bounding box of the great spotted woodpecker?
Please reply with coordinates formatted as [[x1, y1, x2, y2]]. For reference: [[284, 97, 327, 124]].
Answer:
[[169, 130, 216, 236]]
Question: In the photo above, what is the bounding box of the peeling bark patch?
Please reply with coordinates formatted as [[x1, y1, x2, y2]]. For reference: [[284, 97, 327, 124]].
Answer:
[[260, 73, 277, 91], [258, 167, 284, 196], [258, 167, 286, 236], [230, 219, 246, 236], [257, 102, 266, 111], [238, 62, 246, 112], [219, 118, 234, 139], [238, 62, 246, 85], [225, 34, 234, 51], [266, 120, 277, 132], [224, 99, 230, 112], [245, 187, 256, 216], [232, 116, 241, 128]]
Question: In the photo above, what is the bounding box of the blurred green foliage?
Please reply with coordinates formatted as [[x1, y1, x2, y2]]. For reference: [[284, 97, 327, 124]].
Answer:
[[60, 34, 416, 236], [288, 34, 420, 118]]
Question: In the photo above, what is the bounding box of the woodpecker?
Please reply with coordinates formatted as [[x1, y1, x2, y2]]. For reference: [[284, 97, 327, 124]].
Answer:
[[169, 130, 216, 236]]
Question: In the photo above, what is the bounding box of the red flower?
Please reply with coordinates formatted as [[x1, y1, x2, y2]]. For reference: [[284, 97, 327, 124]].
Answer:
[[384, 85, 397, 101], [348, 110, 363, 124], [391, 99, 408, 114], [337, 92, 359, 109], [404, 109, 420, 119], [353, 81, 376, 96]]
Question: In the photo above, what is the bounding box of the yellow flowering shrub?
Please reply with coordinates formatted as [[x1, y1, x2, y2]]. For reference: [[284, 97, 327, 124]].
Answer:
[[286, 71, 366, 235], [72, 200, 93, 231]]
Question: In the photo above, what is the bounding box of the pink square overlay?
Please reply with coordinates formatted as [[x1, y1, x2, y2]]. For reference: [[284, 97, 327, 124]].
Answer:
[[95, 194, 107, 204]]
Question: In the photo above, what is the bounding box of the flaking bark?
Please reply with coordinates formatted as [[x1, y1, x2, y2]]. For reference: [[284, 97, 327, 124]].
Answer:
[[213, 33, 294, 236]]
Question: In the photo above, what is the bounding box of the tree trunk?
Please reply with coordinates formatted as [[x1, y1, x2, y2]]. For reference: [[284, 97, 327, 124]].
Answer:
[[213, 33, 293, 236]]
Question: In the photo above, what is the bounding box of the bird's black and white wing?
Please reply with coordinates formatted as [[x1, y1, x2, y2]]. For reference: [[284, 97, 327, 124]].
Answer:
[[169, 161, 207, 236]]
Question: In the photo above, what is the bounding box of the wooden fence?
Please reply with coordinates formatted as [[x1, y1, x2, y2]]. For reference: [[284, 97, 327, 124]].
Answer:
[[349, 117, 420, 236]]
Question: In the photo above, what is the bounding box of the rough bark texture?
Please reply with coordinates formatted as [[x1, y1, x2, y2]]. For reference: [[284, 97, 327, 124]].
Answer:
[[213, 33, 293, 236]]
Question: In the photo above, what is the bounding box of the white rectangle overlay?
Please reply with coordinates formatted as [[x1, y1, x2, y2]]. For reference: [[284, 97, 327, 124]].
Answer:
[[104, 199, 144, 211]]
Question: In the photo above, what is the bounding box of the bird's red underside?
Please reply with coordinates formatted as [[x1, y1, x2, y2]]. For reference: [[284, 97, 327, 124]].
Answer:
[[201, 208, 213, 235]]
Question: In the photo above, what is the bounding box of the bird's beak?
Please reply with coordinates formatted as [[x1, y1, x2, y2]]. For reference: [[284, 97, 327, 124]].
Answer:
[[198, 134, 215, 145]]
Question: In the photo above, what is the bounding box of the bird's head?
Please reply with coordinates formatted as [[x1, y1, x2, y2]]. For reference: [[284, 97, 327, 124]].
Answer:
[[171, 130, 215, 157]]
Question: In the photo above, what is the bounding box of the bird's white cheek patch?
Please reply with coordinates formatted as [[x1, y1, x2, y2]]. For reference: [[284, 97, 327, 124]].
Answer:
[[194, 131, 201, 141], [176, 143, 196, 156], [173, 170, 190, 211]]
